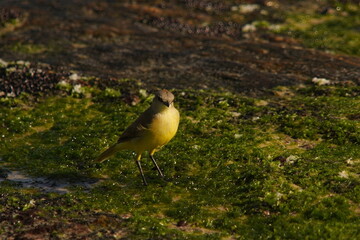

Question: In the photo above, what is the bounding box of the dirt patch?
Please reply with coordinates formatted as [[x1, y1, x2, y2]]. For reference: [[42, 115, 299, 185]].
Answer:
[[0, 170, 100, 193], [0, 193, 128, 239], [0, 0, 359, 95]]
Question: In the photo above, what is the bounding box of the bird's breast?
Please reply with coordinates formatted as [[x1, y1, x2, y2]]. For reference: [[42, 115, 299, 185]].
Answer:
[[149, 108, 180, 147]]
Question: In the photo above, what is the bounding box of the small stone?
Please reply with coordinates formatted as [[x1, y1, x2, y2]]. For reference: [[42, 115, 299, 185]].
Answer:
[[69, 73, 80, 81], [312, 77, 331, 86], [192, 145, 200, 150], [0, 58, 8, 67], [16, 60, 30, 66], [72, 84, 83, 94], [286, 155, 298, 164], [6, 92, 16, 97], [139, 89, 148, 98], [230, 112, 241, 117], [238, 4, 260, 14], [255, 100, 268, 106], [58, 80, 69, 87], [242, 24, 256, 32], [338, 170, 349, 179], [346, 158, 353, 165], [234, 134, 242, 139]]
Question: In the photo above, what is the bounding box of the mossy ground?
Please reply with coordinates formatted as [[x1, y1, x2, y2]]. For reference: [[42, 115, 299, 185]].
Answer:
[[282, 2, 360, 56], [1, 1, 359, 239], [1, 82, 359, 239]]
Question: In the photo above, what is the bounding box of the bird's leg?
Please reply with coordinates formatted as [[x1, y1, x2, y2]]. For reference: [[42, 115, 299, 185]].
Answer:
[[149, 153, 164, 177], [135, 154, 147, 186]]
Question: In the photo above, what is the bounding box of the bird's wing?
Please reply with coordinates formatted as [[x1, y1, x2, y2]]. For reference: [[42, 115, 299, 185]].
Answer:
[[117, 107, 155, 143]]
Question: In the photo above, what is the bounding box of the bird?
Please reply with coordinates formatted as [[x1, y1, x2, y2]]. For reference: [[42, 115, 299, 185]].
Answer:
[[96, 89, 180, 185]]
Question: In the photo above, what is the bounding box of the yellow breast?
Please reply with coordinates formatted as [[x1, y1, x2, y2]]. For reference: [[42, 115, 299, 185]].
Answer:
[[149, 107, 180, 149], [122, 105, 180, 154]]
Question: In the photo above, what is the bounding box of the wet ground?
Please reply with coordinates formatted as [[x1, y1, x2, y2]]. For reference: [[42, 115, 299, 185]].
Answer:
[[0, 169, 100, 193], [1, 0, 359, 95]]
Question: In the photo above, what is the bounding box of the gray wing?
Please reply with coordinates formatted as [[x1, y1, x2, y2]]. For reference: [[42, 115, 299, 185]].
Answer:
[[117, 107, 156, 143]]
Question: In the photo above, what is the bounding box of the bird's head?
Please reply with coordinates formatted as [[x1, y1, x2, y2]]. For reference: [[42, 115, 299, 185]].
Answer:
[[154, 89, 175, 107]]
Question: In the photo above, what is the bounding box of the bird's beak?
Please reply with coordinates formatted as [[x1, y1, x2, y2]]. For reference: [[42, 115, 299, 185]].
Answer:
[[164, 102, 170, 107]]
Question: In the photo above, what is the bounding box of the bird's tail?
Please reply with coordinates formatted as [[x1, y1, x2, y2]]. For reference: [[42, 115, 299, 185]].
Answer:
[[95, 143, 125, 163]]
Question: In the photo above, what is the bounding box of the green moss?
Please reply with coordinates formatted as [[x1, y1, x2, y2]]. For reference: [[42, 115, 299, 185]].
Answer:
[[283, 3, 360, 56], [1, 84, 359, 238], [9, 42, 49, 54], [0, 17, 25, 36]]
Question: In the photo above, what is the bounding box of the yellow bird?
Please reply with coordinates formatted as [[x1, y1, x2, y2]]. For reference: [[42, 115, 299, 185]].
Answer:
[[96, 89, 180, 185]]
